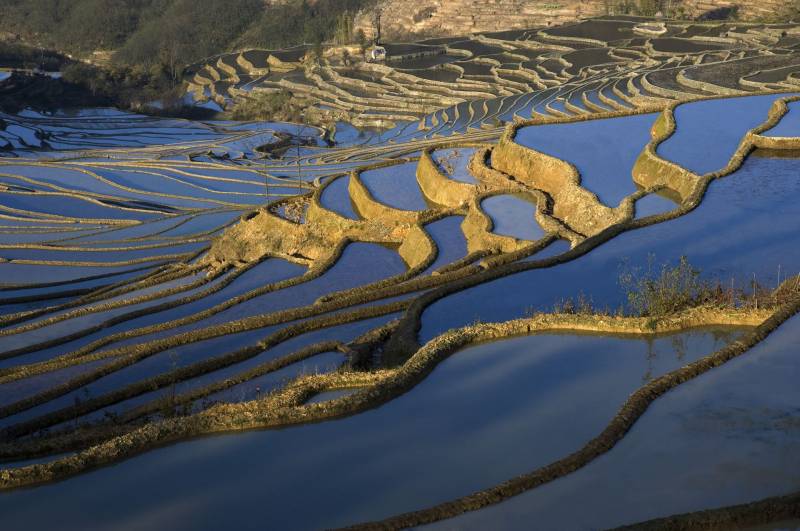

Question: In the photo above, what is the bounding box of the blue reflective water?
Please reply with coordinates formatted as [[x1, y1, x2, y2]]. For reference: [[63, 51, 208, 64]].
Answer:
[[514, 113, 656, 207], [424, 216, 468, 273], [360, 162, 428, 211], [61, 314, 398, 426], [0, 327, 743, 530], [431, 148, 478, 184], [0, 262, 168, 286], [0, 259, 305, 369], [765, 100, 800, 138], [658, 94, 798, 175], [421, 154, 800, 342], [635, 193, 678, 218], [319, 175, 359, 220], [444, 313, 800, 530], [481, 195, 545, 241]]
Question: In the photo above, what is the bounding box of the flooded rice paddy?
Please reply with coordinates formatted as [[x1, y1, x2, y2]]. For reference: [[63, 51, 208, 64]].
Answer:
[[1, 27, 800, 528], [442, 314, 800, 530], [0, 327, 745, 530]]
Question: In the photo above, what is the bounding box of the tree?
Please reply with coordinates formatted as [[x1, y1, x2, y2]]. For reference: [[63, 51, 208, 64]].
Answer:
[[637, 0, 660, 16], [788, 0, 800, 20], [311, 38, 324, 65], [334, 11, 354, 45], [373, 5, 382, 44]]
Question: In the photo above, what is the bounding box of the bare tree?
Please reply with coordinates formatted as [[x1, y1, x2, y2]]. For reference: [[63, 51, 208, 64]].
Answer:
[[296, 108, 309, 183], [373, 5, 382, 45]]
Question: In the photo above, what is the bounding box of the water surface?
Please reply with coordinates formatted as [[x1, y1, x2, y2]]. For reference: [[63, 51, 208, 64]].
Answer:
[[481, 195, 545, 241], [658, 94, 797, 175], [514, 113, 656, 207], [360, 162, 428, 211], [0, 328, 743, 530], [442, 314, 800, 530], [421, 154, 800, 342]]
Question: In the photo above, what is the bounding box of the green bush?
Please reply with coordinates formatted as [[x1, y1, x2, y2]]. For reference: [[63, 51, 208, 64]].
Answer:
[[229, 90, 302, 122], [1, 0, 374, 68], [619, 255, 706, 317], [61, 61, 183, 109]]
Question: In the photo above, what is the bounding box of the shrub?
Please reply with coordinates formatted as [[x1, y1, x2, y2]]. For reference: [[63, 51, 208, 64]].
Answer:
[[619, 255, 708, 317], [229, 90, 302, 122]]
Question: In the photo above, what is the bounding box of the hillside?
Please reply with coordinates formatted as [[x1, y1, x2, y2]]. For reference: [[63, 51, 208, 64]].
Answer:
[[0, 0, 795, 71], [354, 0, 797, 41], [0, 0, 372, 66]]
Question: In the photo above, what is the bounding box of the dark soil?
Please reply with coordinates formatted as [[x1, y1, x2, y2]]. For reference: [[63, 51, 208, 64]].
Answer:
[[546, 20, 637, 43], [651, 37, 728, 54], [0, 72, 112, 114]]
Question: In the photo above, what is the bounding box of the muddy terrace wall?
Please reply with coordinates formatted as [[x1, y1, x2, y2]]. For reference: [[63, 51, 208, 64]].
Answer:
[[2, 88, 800, 531], [0, 302, 784, 489], [354, 0, 792, 41], [682, 0, 790, 20]]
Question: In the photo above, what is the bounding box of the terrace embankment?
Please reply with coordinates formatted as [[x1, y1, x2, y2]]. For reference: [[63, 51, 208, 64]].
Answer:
[[203, 141, 589, 274], [354, 0, 793, 41], [2, 70, 800, 530], [492, 121, 633, 237], [189, 14, 800, 132], [0, 302, 782, 489]]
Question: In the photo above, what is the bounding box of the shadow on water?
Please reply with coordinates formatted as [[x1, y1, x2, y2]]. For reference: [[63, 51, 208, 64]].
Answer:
[[0, 327, 745, 530], [442, 313, 800, 530], [421, 153, 800, 342]]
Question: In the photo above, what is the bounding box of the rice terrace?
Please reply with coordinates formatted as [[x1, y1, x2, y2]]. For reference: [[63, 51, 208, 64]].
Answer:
[[1, 1, 800, 529]]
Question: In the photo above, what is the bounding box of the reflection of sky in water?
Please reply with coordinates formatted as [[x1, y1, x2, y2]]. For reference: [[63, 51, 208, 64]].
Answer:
[[62, 315, 397, 428], [360, 162, 428, 211], [48, 242, 393, 358], [2, 242, 401, 383], [0, 327, 742, 530], [635, 192, 678, 218], [0, 262, 164, 287], [658, 94, 798, 175], [481, 195, 545, 241], [515, 113, 656, 207], [0, 259, 304, 371], [423, 216, 468, 274], [320, 175, 359, 219], [431, 148, 478, 184], [446, 314, 800, 530], [765, 100, 800, 138], [421, 155, 800, 342]]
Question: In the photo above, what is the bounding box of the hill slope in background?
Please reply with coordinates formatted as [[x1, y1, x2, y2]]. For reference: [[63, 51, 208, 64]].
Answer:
[[1, 0, 796, 68], [0, 0, 372, 66], [354, 0, 797, 41]]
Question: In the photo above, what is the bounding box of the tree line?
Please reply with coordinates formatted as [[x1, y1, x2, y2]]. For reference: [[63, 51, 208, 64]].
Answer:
[[0, 0, 375, 113], [1, 0, 374, 70]]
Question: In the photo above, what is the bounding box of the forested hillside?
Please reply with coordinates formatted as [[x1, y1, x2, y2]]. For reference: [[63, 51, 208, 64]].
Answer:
[[0, 0, 373, 66]]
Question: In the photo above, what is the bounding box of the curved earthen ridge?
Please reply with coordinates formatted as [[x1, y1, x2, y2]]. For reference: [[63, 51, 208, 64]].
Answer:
[[183, 16, 800, 131], [612, 490, 800, 530], [0, 93, 796, 487], [2, 26, 800, 527]]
